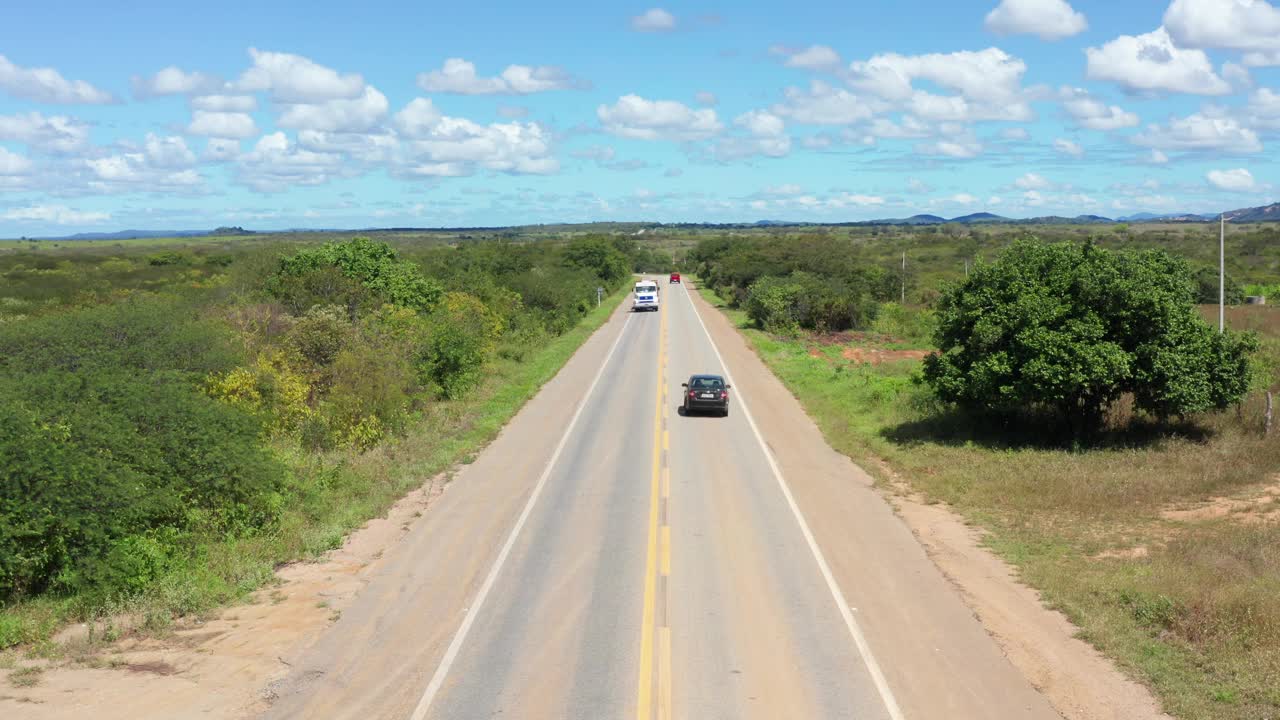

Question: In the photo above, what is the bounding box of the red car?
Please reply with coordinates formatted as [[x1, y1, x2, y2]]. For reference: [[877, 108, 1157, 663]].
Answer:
[[669, 272, 681, 283]]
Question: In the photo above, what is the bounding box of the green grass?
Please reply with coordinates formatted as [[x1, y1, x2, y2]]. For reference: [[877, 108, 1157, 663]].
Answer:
[[694, 280, 1280, 720], [0, 285, 629, 652]]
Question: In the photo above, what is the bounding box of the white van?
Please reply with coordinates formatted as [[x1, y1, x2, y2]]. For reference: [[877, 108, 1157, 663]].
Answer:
[[633, 280, 660, 312]]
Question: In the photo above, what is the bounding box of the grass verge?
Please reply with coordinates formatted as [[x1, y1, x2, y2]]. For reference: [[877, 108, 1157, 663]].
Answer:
[[0, 287, 628, 655], [693, 280, 1280, 720]]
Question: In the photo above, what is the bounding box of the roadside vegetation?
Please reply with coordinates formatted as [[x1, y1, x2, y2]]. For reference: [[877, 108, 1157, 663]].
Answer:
[[0, 234, 635, 655], [692, 234, 1280, 720]]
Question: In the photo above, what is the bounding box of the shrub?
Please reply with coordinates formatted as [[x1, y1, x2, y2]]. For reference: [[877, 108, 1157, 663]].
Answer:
[[745, 272, 879, 333], [206, 351, 313, 436], [0, 370, 286, 600], [922, 240, 1257, 433], [1195, 267, 1245, 305], [267, 238, 444, 316], [421, 292, 505, 399]]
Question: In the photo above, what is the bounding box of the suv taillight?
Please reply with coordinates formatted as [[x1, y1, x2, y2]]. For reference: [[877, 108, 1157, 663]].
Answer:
[[720, 391, 728, 399]]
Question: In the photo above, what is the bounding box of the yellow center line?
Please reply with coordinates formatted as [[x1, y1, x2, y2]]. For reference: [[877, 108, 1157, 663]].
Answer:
[[636, 294, 667, 720]]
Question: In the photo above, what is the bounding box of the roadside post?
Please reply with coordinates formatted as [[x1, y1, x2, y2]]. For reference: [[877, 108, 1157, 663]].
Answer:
[[597, 286, 604, 307]]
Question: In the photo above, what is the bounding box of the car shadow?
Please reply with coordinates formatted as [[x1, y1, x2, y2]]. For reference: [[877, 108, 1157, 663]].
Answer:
[[674, 403, 727, 418]]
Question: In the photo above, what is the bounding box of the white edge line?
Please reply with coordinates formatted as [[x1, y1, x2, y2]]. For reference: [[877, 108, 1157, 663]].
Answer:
[[681, 283, 907, 720], [409, 308, 635, 720]]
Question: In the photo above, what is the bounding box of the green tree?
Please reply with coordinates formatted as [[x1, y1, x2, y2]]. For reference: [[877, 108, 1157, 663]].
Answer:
[[922, 240, 1256, 433], [562, 236, 630, 286], [267, 238, 443, 317], [1193, 267, 1245, 305]]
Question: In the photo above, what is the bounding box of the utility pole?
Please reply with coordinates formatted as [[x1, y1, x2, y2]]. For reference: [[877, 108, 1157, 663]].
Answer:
[[901, 251, 906, 305], [1220, 213, 1225, 333]]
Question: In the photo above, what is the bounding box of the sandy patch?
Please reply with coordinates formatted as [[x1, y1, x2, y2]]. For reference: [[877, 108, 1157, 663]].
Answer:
[[1159, 479, 1280, 524]]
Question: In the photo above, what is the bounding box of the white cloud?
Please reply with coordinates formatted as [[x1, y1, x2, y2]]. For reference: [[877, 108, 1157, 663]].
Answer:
[[950, 192, 979, 204], [1053, 138, 1084, 156], [188, 110, 259, 139], [276, 86, 389, 132], [203, 138, 241, 162], [144, 133, 196, 168], [416, 58, 583, 95], [1059, 87, 1138, 130], [773, 81, 880, 125], [847, 47, 1034, 122], [0, 112, 90, 153], [1023, 190, 1046, 206], [1164, 0, 1280, 55], [1147, 149, 1170, 164], [1246, 87, 1280, 129], [0, 54, 115, 104], [3, 204, 109, 225], [695, 91, 718, 106], [984, 0, 1087, 40], [598, 94, 722, 140], [132, 66, 220, 97], [0, 147, 32, 175], [631, 8, 676, 31], [393, 98, 444, 137], [917, 137, 983, 158], [906, 178, 934, 193], [1206, 168, 1257, 191], [1134, 113, 1263, 153], [1243, 50, 1280, 67], [191, 94, 257, 112], [827, 192, 885, 207], [298, 130, 398, 164], [1001, 127, 1031, 140], [1015, 172, 1051, 189], [236, 48, 364, 103], [236, 131, 349, 191], [1085, 27, 1231, 95], [715, 109, 791, 159], [781, 45, 843, 72]]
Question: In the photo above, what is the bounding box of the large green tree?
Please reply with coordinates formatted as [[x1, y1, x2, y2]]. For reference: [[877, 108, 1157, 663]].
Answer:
[[922, 240, 1256, 432]]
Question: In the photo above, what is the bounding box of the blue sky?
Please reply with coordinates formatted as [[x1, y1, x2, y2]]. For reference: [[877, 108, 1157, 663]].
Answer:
[[1, 0, 1278, 235]]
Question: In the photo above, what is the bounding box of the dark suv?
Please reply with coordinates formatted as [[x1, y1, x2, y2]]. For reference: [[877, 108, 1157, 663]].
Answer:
[[681, 374, 730, 416]]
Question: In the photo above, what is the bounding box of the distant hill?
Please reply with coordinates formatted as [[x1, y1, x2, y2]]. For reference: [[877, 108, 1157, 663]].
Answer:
[[42, 227, 258, 241], [952, 212, 1008, 223], [1225, 201, 1280, 223], [1117, 212, 1217, 223]]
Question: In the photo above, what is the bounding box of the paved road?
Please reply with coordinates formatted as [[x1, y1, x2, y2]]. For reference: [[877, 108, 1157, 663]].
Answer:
[[261, 280, 1061, 720]]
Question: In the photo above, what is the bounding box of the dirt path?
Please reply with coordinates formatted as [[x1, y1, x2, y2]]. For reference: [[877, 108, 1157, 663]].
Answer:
[[0, 476, 447, 719]]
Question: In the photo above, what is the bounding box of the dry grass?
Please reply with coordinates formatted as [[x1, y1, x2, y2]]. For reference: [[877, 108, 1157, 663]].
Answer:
[[701, 283, 1280, 719]]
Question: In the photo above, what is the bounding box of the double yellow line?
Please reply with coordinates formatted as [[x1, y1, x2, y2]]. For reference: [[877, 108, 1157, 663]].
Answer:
[[637, 294, 672, 720]]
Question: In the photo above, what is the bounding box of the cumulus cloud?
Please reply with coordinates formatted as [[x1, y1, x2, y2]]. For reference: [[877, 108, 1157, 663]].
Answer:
[[1206, 167, 1257, 191], [1015, 172, 1051, 189], [83, 134, 203, 193], [3, 204, 110, 225], [1134, 113, 1263, 153], [917, 137, 983, 158], [1053, 138, 1084, 156], [1147, 149, 1170, 164], [1246, 87, 1280, 129], [984, 0, 1087, 40], [132, 66, 221, 98], [388, 99, 560, 178], [417, 58, 584, 95], [1085, 27, 1230, 95], [906, 178, 934, 193], [695, 91, 718, 106], [776, 44, 843, 72], [276, 85, 389, 132], [847, 47, 1034, 122], [0, 54, 116, 104], [1059, 87, 1138, 130], [598, 94, 722, 140], [631, 8, 676, 32], [203, 138, 241, 162], [0, 112, 90, 153], [1164, 0, 1280, 56], [0, 147, 32, 175], [773, 81, 880, 125], [188, 110, 259, 139], [236, 131, 349, 191], [713, 109, 791, 159], [191, 94, 257, 112], [236, 48, 364, 103]]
